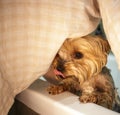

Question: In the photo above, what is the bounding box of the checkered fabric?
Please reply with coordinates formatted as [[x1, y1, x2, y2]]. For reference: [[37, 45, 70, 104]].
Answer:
[[0, 0, 120, 114]]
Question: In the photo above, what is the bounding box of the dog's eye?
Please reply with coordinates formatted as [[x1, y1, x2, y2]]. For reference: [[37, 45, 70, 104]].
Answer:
[[74, 52, 83, 59]]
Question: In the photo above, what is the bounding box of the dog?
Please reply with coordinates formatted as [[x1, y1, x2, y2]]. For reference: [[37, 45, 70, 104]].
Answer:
[[47, 35, 120, 112]]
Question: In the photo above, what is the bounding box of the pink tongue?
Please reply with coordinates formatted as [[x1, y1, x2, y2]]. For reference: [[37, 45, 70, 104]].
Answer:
[[54, 69, 65, 78]]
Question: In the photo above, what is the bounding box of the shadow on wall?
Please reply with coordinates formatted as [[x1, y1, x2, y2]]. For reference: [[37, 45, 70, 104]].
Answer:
[[92, 20, 106, 38]]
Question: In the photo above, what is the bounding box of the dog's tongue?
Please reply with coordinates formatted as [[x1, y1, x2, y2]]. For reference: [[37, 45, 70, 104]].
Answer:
[[54, 69, 65, 78]]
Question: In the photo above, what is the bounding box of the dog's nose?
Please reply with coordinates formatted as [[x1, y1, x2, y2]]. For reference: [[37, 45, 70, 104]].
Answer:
[[56, 64, 65, 72]]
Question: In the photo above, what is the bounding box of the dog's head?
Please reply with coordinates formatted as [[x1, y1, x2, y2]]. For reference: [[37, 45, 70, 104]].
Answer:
[[52, 35, 110, 84]]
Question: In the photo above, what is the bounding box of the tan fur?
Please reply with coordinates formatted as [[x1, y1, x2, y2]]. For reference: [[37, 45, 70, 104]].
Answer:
[[47, 35, 120, 111]]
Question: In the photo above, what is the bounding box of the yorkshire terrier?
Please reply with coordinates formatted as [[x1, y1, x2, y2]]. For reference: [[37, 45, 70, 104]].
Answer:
[[47, 35, 120, 112]]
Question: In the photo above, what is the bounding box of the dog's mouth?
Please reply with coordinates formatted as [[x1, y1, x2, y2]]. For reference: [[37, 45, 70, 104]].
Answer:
[[54, 69, 65, 79]]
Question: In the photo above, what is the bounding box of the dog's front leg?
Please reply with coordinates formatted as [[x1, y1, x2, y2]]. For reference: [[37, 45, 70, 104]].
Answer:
[[47, 79, 70, 95], [79, 80, 114, 109], [47, 84, 67, 95], [47, 77, 80, 95], [80, 91, 113, 109]]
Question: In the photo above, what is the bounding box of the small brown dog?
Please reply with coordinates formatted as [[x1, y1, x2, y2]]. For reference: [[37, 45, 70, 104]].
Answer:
[[47, 35, 120, 111]]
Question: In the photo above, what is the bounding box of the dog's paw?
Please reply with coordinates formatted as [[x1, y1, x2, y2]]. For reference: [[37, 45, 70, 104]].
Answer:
[[79, 93, 97, 103], [47, 85, 65, 95]]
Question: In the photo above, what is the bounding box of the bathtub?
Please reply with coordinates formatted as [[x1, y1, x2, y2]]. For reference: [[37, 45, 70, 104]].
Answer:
[[16, 53, 120, 115]]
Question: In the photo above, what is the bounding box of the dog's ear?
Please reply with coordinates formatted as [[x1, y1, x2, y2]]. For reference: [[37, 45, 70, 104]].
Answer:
[[95, 36, 111, 54], [83, 35, 111, 54], [103, 40, 111, 54]]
